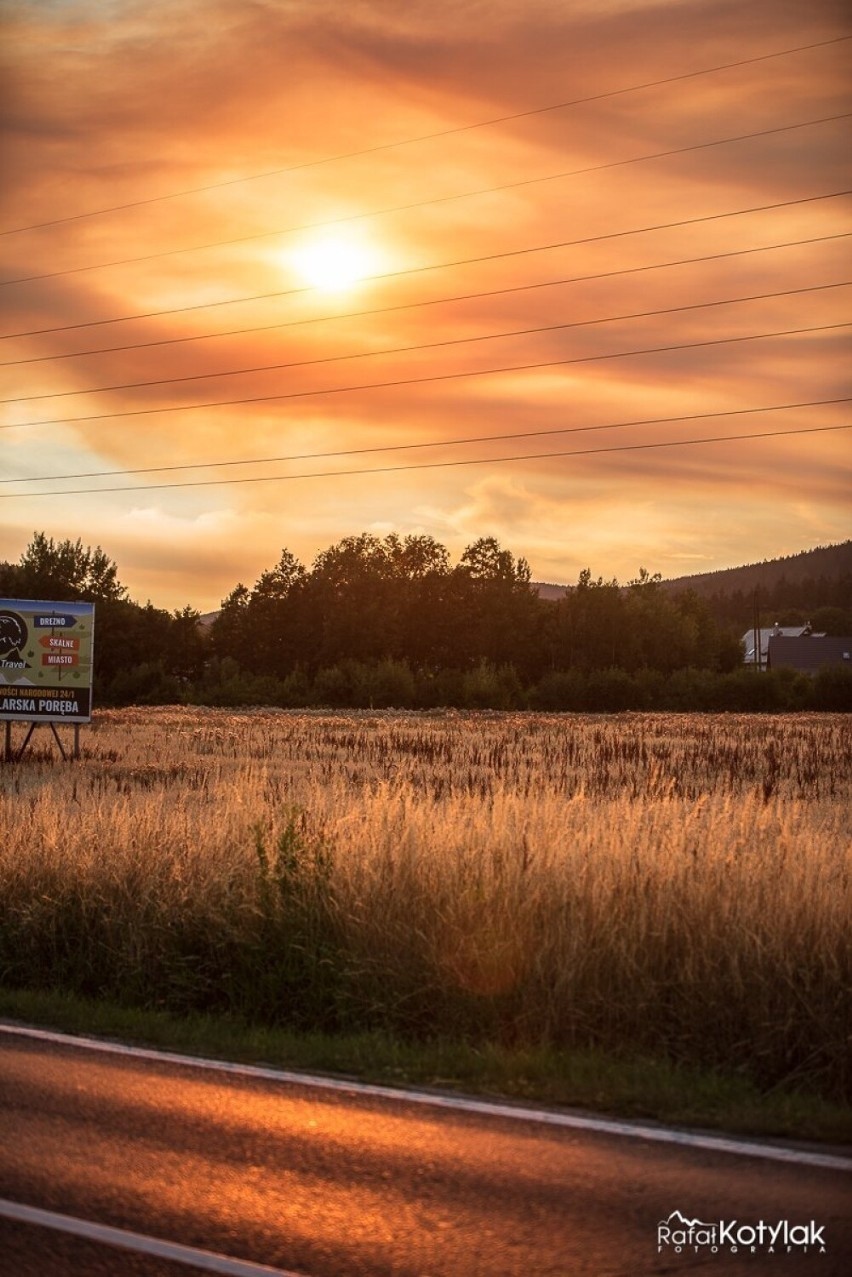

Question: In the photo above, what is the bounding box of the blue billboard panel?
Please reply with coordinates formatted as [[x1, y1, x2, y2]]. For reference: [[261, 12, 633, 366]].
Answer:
[[0, 598, 95, 723]]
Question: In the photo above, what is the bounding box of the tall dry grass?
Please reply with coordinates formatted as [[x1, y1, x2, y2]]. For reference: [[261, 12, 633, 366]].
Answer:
[[1, 708, 849, 1097]]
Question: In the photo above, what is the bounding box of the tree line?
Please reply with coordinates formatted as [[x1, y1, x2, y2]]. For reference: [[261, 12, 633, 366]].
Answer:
[[2, 531, 849, 711]]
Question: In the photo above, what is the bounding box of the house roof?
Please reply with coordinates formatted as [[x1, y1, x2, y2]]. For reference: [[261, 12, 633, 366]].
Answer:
[[767, 635, 852, 675], [740, 625, 820, 662]]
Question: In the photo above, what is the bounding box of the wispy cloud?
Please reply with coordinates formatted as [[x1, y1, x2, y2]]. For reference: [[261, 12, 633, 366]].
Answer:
[[1, 0, 849, 607]]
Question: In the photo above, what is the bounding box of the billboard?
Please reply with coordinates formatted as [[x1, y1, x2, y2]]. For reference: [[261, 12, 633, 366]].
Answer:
[[0, 599, 95, 723]]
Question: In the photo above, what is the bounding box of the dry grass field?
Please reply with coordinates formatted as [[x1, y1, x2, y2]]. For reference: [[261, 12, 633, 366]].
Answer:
[[1, 708, 849, 1100]]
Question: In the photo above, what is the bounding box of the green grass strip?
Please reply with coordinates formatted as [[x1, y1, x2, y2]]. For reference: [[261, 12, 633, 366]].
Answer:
[[1, 987, 849, 1146]]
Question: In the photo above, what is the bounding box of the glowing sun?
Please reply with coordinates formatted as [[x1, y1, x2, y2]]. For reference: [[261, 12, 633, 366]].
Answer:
[[289, 234, 381, 292]]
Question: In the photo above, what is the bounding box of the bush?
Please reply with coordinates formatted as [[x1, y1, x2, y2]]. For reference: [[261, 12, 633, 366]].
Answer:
[[461, 661, 523, 709], [313, 663, 356, 707], [584, 668, 639, 711], [362, 658, 417, 708], [248, 811, 343, 1026], [279, 666, 313, 707], [529, 670, 586, 711], [101, 661, 183, 706], [812, 664, 852, 710], [414, 667, 465, 708]]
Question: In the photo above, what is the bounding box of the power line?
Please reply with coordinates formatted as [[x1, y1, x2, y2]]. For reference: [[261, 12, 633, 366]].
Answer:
[[2, 422, 848, 499], [5, 321, 848, 431], [5, 34, 847, 237], [6, 281, 848, 405], [4, 112, 849, 287], [4, 399, 847, 487], [4, 230, 848, 368], [4, 189, 849, 341]]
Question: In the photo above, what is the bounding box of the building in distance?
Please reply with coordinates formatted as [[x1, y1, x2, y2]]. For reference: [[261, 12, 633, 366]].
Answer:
[[767, 635, 852, 677]]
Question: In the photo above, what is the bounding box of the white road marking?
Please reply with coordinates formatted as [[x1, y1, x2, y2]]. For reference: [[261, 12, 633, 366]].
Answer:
[[1, 1021, 849, 1171], [0, 1197, 306, 1276]]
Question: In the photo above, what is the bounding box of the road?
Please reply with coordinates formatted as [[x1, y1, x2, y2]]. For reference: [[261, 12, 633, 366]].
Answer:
[[0, 1024, 849, 1276]]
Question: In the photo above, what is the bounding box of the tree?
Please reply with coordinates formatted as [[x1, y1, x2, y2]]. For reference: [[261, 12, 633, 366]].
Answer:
[[386, 533, 450, 581], [252, 549, 306, 602], [209, 583, 251, 661], [12, 532, 126, 602], [458, 536, 531, 585], [451, 537, 539, 673], [93, 600, 174, 698], [554, 569, 622, 670], [244, 549, 307, 675], [304, 534, 401, 667], [387, 535, 452, 668], [627, 567, 662, 590], [166, 606, 207, 682]]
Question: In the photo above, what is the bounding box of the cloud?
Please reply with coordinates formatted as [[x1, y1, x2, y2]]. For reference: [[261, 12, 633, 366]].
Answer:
[[1, 0, 849, 608]]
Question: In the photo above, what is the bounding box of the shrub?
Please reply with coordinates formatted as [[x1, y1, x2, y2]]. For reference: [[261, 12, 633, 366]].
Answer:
[[811, 664, 852, 711], [584, 668, 638, 711], [461, 661, 523, 709], [529, 670, 586, 710]]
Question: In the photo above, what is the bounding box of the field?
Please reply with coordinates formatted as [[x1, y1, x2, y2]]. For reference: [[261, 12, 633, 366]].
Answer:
[[1, 708, 849, 1105]]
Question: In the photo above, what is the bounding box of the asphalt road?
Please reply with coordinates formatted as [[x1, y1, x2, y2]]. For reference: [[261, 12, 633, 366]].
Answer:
[[0, 1025, 849, 1276]]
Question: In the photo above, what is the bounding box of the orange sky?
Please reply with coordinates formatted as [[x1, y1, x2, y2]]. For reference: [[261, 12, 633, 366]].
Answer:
[[1, 0, 850, 611]]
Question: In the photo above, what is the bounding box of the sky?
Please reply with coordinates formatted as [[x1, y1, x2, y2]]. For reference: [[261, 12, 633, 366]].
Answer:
[[1, 0, 850, 611]]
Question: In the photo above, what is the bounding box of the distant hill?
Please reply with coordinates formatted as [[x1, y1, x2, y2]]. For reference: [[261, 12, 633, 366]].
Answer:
[[532, 581, 569, 600], [531, 542, 852, 600], [530, 542, 852, 640], [658, 541, 852, 598]]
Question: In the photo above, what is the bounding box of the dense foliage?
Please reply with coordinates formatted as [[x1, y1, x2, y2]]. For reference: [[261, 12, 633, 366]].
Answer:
[[661, 541, 852, 637], [0, 533, 206, 704], [2, 531, 850, 709]]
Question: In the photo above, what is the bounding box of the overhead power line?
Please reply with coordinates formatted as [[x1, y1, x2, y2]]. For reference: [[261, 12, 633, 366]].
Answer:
[[6, 281, 848, 405], [4, 189, 849, 341], [4, 398, 847, 487], [2, 422, 848, 499], [4, 34, 847, 237], [5, 321, 848, 431], [4, 112, 849, 287], [3, 231, 848, 368]]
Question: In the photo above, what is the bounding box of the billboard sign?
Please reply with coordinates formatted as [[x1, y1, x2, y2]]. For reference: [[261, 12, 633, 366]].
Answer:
[[0, 599, 95, 723]]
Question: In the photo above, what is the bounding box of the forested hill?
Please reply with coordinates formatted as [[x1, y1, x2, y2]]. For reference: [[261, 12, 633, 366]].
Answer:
[[2, 531, 851, 709], [534, 542, 852, 633], [534, 542, 852, 603], [658, 541, 852, 597]]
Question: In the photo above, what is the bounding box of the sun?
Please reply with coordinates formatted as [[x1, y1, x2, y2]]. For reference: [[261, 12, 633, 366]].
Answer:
[[289, 233, 382, 293]]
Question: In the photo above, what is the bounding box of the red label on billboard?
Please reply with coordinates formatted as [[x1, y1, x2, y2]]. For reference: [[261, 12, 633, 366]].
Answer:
[[39, 635, 81, 651]]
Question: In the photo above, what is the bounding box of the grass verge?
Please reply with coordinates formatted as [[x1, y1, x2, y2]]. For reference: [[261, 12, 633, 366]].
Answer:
[[1, 985, 848, 1148]]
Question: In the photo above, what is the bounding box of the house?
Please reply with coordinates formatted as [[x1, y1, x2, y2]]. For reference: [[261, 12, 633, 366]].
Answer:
[[741, 623, 824, 667], [767, 635, 852, 676]]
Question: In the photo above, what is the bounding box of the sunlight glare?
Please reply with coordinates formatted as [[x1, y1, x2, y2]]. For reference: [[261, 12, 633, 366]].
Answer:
[[289, 234, 382, 293]]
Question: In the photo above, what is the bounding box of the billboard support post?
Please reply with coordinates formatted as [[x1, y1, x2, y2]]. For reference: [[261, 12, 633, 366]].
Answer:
[[1, 598, 95, 763], [4, 720, 81, 763]]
